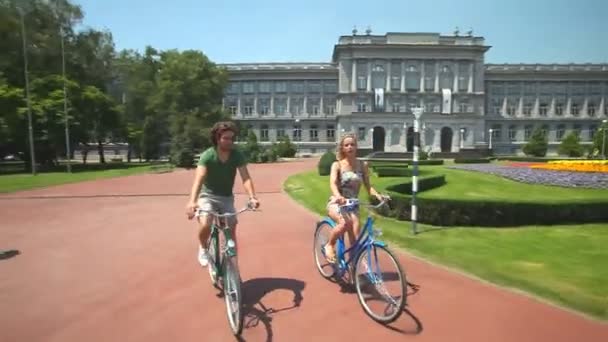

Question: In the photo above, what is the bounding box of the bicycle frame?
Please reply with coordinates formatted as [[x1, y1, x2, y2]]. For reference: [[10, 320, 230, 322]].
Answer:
[[319, 199, 388, 275]]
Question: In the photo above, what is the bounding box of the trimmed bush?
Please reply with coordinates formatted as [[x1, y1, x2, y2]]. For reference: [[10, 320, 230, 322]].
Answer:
[[381, 186, 608, 226], [454, 158, 491, 164], [385, 175, 446, 194], [416, 159, 444, 165], [375, 167, 412, 177], [318, 151, 336, 176]]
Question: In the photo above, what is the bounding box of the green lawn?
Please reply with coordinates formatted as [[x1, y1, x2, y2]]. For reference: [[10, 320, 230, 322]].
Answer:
[[284, 169, 608, 320], [0, 163, 173, 193]]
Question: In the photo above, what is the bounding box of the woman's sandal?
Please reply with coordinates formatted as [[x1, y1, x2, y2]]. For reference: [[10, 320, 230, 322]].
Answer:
[[324, 243, 337, 263]]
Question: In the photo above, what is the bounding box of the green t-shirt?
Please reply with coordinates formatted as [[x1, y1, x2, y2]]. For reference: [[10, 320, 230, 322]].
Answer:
[[197, 147, 247, 197]]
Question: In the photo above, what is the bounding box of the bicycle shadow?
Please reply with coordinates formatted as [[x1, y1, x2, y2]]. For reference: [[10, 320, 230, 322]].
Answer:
[[235, 277, 306, 342]]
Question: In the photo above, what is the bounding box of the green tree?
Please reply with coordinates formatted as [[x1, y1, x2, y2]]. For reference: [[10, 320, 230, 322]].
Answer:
[[558, 132, 584, 157], [590, 122, 608, 158], [523, 128, 548, 157]]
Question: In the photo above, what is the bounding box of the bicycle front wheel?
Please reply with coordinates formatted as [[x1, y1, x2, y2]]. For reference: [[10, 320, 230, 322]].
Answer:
[[223, 256, 243, 335], [354, 244, 406, 324], [313, 221, 335, 279], [207, 232, 219, 288]]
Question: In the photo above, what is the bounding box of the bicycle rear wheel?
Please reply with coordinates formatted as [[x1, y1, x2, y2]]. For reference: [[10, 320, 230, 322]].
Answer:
[[354, 244, 406, 324], [313, 221, 335, 279], [223, 256, 243, 335]]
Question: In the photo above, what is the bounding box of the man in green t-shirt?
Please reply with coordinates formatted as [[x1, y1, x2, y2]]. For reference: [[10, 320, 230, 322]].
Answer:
[[186, 121, 260, 267]]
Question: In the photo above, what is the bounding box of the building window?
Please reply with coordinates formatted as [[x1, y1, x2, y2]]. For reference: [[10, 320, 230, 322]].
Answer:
[[357, 101, 367, 112], [571, 103, 579, 116], [459, 99, 470, 113], [260, 125, 269, 142], [357, 76, 367, 90], [275, 82, 287, 93], [573, 124, 581, 138], [259, 82, 271, 93], [293, 125, 302, 141], [290, 97, 303, 115], [524, 125, 533, 141], [229, 106, 237, 115], [508, 125, 517, 141], [539, 104, 548, 116], [259, 98, 270, 115], [324, 97, 336, 115], [323, 81, 337, 93], [588, 103, 596, 116], [392, 103, 401, 112], [243, 82, 255, 93], [507, 106, 516, 116], [541, 124, 549, 138], [312, 106, 320, 115], [358, 127, 366, 141], [555, 103, 564, 116], [406, 65, 419, 92], [310, 124, 319, 142], [243, 98, 254, 116], [274, 98, 287, 115], [523, 105, 532, 116], [589, 125, 597, 141], [308, 81, 321, 93], [391, 76, 401, 90], [326, 125, 335, 141], [277, 125, 285, 138], [291, 82, 305, 93], [556, 125, 565, 140], [491, 124, 502, 140], [226, 82, 240, 94]]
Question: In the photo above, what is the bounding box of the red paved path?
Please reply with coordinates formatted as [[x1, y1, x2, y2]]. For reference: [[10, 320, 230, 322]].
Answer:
[[1, 159, 607, 342]]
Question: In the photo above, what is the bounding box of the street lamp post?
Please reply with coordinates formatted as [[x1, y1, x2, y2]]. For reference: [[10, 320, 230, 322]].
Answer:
[[18, 7, 36, 175], [411, 106, 424, 235], [602, 119, 607, 160], [55, 1, 72, 173], [459, 128, 465, 150]]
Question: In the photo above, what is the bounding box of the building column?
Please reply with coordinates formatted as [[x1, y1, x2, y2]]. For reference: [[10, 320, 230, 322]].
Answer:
[[286, 95, 291, 115], [434, 60, 439, 92], [419, 61, 425, 92], [451, 126, 458, 152], [303, 96, 308, 116], [320, 97, 324, 116], [433, 128, 441, 152], [254, 97, 258, 115], [468, 63, 474, 93], [453, 61, 459, 93], [351, 59, 357, 92], [599, 97, 605, 117], [270, 94, 275, 117], [237, 96, 241, 115], [366, 61, 372, 92], [401, 61, 406, 93], [386, 61, 391, 91]]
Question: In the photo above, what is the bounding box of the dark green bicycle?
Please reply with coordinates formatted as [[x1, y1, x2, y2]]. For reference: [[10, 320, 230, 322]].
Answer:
[[195, 201, 257, 336]]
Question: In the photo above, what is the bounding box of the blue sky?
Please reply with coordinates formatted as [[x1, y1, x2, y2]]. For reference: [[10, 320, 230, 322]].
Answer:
[[76, 0, 607, 64]]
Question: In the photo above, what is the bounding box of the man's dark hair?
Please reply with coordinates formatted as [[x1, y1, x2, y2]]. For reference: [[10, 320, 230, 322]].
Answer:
[[210, 121, 239, 146]]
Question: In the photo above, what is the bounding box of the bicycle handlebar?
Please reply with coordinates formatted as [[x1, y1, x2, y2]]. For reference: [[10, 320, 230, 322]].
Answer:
[[194, 201, 258, 218], [337, 196, 390, 211]]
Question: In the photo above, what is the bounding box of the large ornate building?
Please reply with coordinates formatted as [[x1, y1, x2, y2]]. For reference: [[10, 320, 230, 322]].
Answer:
[[222, 31, 608, 156]]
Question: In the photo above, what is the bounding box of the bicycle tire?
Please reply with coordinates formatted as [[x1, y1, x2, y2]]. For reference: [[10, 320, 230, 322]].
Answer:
[[223, 256, 243, 336], [313, 221, 335, 279], [207, 231, 219, 287], [354, 244, 406, 324]]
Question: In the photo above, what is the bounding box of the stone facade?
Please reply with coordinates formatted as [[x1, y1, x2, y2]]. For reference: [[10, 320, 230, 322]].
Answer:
[[223, 32, 608, 156]]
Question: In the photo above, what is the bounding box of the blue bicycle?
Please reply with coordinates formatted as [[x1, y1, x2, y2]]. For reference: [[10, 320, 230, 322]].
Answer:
[[313, 197, 407, 324]]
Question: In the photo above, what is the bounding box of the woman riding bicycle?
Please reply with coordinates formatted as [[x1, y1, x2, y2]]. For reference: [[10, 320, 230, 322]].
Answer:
[[325, 133, 386, 263]]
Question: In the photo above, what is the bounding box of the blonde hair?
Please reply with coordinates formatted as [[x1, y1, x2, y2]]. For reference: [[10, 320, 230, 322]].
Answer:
[[336, 133, 357, 160]]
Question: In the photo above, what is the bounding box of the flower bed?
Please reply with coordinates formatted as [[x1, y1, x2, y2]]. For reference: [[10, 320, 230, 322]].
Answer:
[[448, 164, 608, 189], [531, 160, 608, 173]]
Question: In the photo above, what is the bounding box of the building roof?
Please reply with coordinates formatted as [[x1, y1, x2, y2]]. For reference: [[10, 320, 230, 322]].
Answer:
[[220, 63, 336, 72]]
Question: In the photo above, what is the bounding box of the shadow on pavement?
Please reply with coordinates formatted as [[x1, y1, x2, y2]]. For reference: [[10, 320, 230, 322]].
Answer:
[[236, 277, 306, 342], [0, 249, 20, 260]]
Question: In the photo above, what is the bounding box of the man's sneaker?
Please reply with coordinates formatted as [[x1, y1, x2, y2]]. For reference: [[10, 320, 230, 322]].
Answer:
[[198, 246, 209, 267]]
